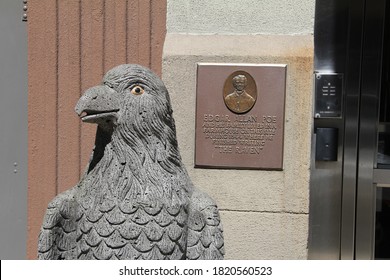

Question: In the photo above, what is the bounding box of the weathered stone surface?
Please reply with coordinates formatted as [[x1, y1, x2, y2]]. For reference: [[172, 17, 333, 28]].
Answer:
[[38, 64, 224, 260]]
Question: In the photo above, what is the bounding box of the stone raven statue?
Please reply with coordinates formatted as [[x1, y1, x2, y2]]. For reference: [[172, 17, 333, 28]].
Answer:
[[38, 64, 224, 260]]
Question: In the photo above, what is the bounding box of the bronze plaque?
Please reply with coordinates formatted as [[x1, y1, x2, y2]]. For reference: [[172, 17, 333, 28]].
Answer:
[[195, 63, 287, 170]]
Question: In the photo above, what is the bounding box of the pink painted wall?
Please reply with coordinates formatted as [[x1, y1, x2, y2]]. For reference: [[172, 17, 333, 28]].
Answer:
[[27, 0, 166, 259]]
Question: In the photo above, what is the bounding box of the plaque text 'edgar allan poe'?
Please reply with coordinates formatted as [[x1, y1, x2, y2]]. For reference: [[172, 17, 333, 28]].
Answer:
[[195, 63, 287, 170]]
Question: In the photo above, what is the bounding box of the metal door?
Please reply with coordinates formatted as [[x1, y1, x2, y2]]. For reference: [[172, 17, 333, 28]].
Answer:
[[362, 0, 390, 260], [0, 1, 28, 259], [309, 0, 390, 259]]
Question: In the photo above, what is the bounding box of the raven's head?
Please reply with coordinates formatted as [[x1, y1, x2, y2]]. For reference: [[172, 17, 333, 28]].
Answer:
[[75, 64, 173, 132], [75, 64, 181, 173]]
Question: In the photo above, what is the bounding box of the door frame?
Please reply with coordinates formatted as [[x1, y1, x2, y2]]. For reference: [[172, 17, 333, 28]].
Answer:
[[309, 0, 388, 259]]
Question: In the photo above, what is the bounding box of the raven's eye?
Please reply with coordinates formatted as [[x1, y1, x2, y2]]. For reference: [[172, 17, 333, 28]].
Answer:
[[131, 85, 144, 95]]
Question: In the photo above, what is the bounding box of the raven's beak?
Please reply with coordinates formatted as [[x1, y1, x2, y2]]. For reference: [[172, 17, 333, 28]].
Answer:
[[75, 85, 120, 130]]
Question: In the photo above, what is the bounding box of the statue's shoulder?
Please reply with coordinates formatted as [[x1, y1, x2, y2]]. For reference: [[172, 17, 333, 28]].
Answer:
[[47, 187, 77, 208], [189, 188, 217, 209], [44, 186, 81, 224]]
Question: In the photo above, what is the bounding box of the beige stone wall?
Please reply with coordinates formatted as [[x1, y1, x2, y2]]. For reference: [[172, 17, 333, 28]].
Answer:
[[162, 34, 313, 259], [167, 0, 315, 35]]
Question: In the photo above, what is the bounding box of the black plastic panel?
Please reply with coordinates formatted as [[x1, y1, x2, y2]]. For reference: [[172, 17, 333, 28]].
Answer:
[[316, 128, 338, 161]]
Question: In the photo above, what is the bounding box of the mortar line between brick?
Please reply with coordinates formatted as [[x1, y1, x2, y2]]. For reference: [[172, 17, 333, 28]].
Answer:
[[219, 209, 308, 215]]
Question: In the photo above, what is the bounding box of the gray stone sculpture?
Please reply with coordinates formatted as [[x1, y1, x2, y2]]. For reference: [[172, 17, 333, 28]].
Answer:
[[38, 64, 224, 260]]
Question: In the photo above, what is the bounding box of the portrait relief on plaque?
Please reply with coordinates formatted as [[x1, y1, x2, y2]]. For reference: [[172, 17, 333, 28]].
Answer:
[[223, 71, 257, 114]]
